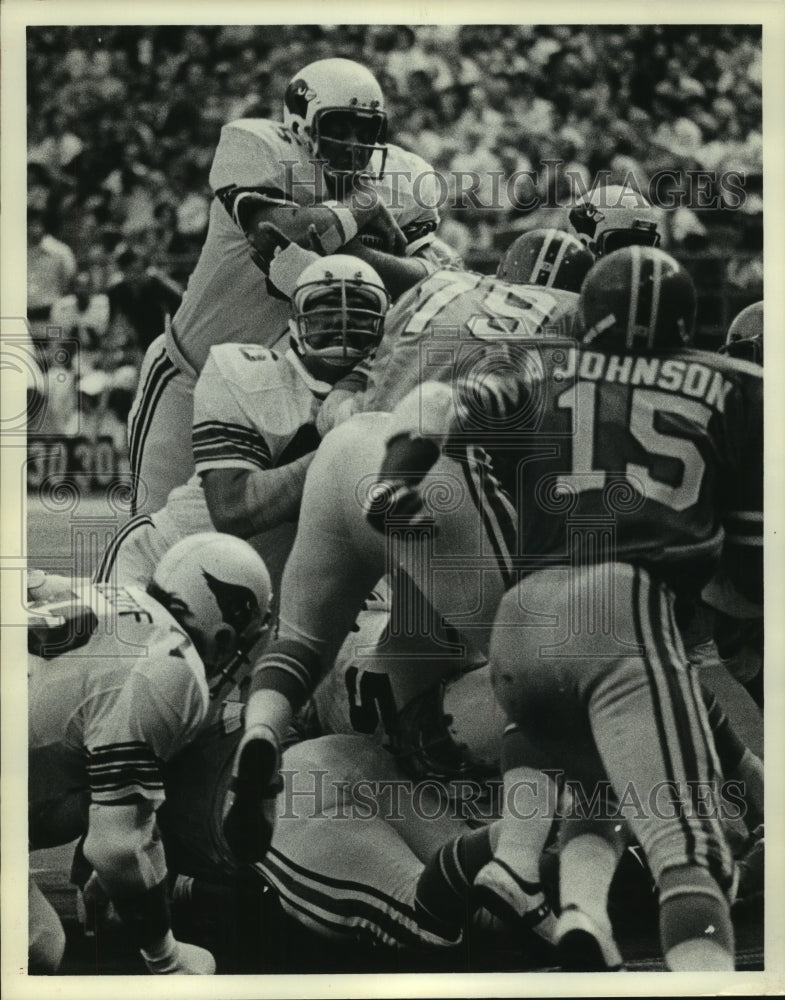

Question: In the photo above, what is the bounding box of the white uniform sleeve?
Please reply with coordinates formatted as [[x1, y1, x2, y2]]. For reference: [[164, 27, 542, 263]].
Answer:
[[209, 119, 296, 198], [193, 347, 275, 474], [86, 636, 208, 807]]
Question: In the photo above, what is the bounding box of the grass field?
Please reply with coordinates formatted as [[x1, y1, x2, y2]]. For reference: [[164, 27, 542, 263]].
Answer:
[[25, 491, 765, 975]]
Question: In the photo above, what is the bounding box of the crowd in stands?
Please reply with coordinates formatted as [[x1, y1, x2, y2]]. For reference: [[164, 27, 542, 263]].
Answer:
[[26, 24, 763, 443]]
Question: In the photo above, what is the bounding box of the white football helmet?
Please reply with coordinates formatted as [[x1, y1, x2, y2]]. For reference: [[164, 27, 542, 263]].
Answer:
[[289, 255, 389, 377], [720, 300, 763, 364], [149, 533, 273, 698], [282, 58, 388, 178], [569, 183, 661, 258]]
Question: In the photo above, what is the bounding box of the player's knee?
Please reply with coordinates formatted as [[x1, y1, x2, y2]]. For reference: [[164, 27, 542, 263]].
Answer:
[[488, 583, 537, 720]]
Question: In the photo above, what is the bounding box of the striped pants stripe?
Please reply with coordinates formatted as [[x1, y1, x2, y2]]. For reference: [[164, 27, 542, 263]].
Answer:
[[92, 514, 155, 585], [256, 735, 472, 948], [127, 335, 194, 516]]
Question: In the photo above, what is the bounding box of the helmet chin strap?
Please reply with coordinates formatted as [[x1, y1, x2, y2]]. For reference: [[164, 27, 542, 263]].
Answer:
[[208, 624, 267, 699]]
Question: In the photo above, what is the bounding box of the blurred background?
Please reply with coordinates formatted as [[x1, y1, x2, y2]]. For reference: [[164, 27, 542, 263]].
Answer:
[[25, 24, 763, 479]]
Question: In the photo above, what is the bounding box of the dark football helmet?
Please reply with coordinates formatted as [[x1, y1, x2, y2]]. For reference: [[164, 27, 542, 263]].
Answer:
[[579, 246, 696, 351], [497, 228, 595, 292]]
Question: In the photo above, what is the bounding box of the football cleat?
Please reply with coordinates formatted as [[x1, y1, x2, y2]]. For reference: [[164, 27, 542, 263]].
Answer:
[[555, 904, 624, 971], [473, 859, 558, 944], [222, 725, 283, 864]]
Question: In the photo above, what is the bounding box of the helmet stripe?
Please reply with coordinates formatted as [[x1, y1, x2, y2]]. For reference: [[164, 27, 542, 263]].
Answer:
[[545, 230, 571, 288], [648, 253, 663, 348], [530, 230, 556, 286], [634, 250, 655, 347], [626, 245, 641, 348]]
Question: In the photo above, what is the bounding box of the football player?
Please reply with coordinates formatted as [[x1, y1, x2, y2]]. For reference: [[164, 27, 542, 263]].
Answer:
[[127, 57, 447, 516], [95, 256, 389, 592], [365, 246, 760, 971], [704, 299, 764, 705], [28, 533, 273, 974], [317, 228, 594, 430]]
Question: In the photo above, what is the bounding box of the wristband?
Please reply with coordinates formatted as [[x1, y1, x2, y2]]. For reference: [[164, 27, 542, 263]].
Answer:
[[321, 201, 360, 252], [268, 242, 319, 297]]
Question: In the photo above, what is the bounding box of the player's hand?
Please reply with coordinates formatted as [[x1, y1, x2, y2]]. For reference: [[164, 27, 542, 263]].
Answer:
[[316, 389, 360, 437], [347, 199, 408, 256], [222, 725, 282, 864], [363, 479, 430, 534], [246, 221, 293, 273], [363, 432, 441, 533], [76, 871, 120, 937], [140, 930, 216, 975]]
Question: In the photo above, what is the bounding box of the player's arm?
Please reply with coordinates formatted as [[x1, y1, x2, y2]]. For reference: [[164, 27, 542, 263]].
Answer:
[[193, 350, 317, 536], [82, 663, 214, 974], [83, 800, 214, 974], [216, 187, 407, 298], [201, 454, 316, 537]]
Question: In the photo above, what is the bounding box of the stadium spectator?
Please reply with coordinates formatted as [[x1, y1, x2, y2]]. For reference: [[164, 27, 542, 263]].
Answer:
[[27, 207, 77, 341], [50, 271, 110, 371], [106, 247, 183, 357]]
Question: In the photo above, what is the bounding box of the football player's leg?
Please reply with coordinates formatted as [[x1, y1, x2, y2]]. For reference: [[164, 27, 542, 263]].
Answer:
[[584, 565, 735, 971], [258, 734, 467, 949], [246, 521, 298, 608], [28, 875, 66, 973], [478, 575, 583, 941], [252, 413, 392, 721], [401, 445, 515, 663], [228, 415, 392, 862], [554, 815, 627, 971], [127, 337, 195, 517]]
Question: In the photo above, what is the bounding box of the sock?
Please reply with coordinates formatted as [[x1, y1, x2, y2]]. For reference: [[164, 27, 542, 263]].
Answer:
[[659, 864, 734, 972], [559, 831, 623, 930], [244, 688, 293, 741], [245, 637, 324, 731], [414, 827, 492, 940], [492, 764, 558, 884]]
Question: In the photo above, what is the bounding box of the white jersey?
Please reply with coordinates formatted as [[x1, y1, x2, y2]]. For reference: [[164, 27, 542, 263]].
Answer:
[[28, 583, 210, 809], [168, 117, 439, 374], [192, 343, 329, 476], [362, 269, 581, 412]]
